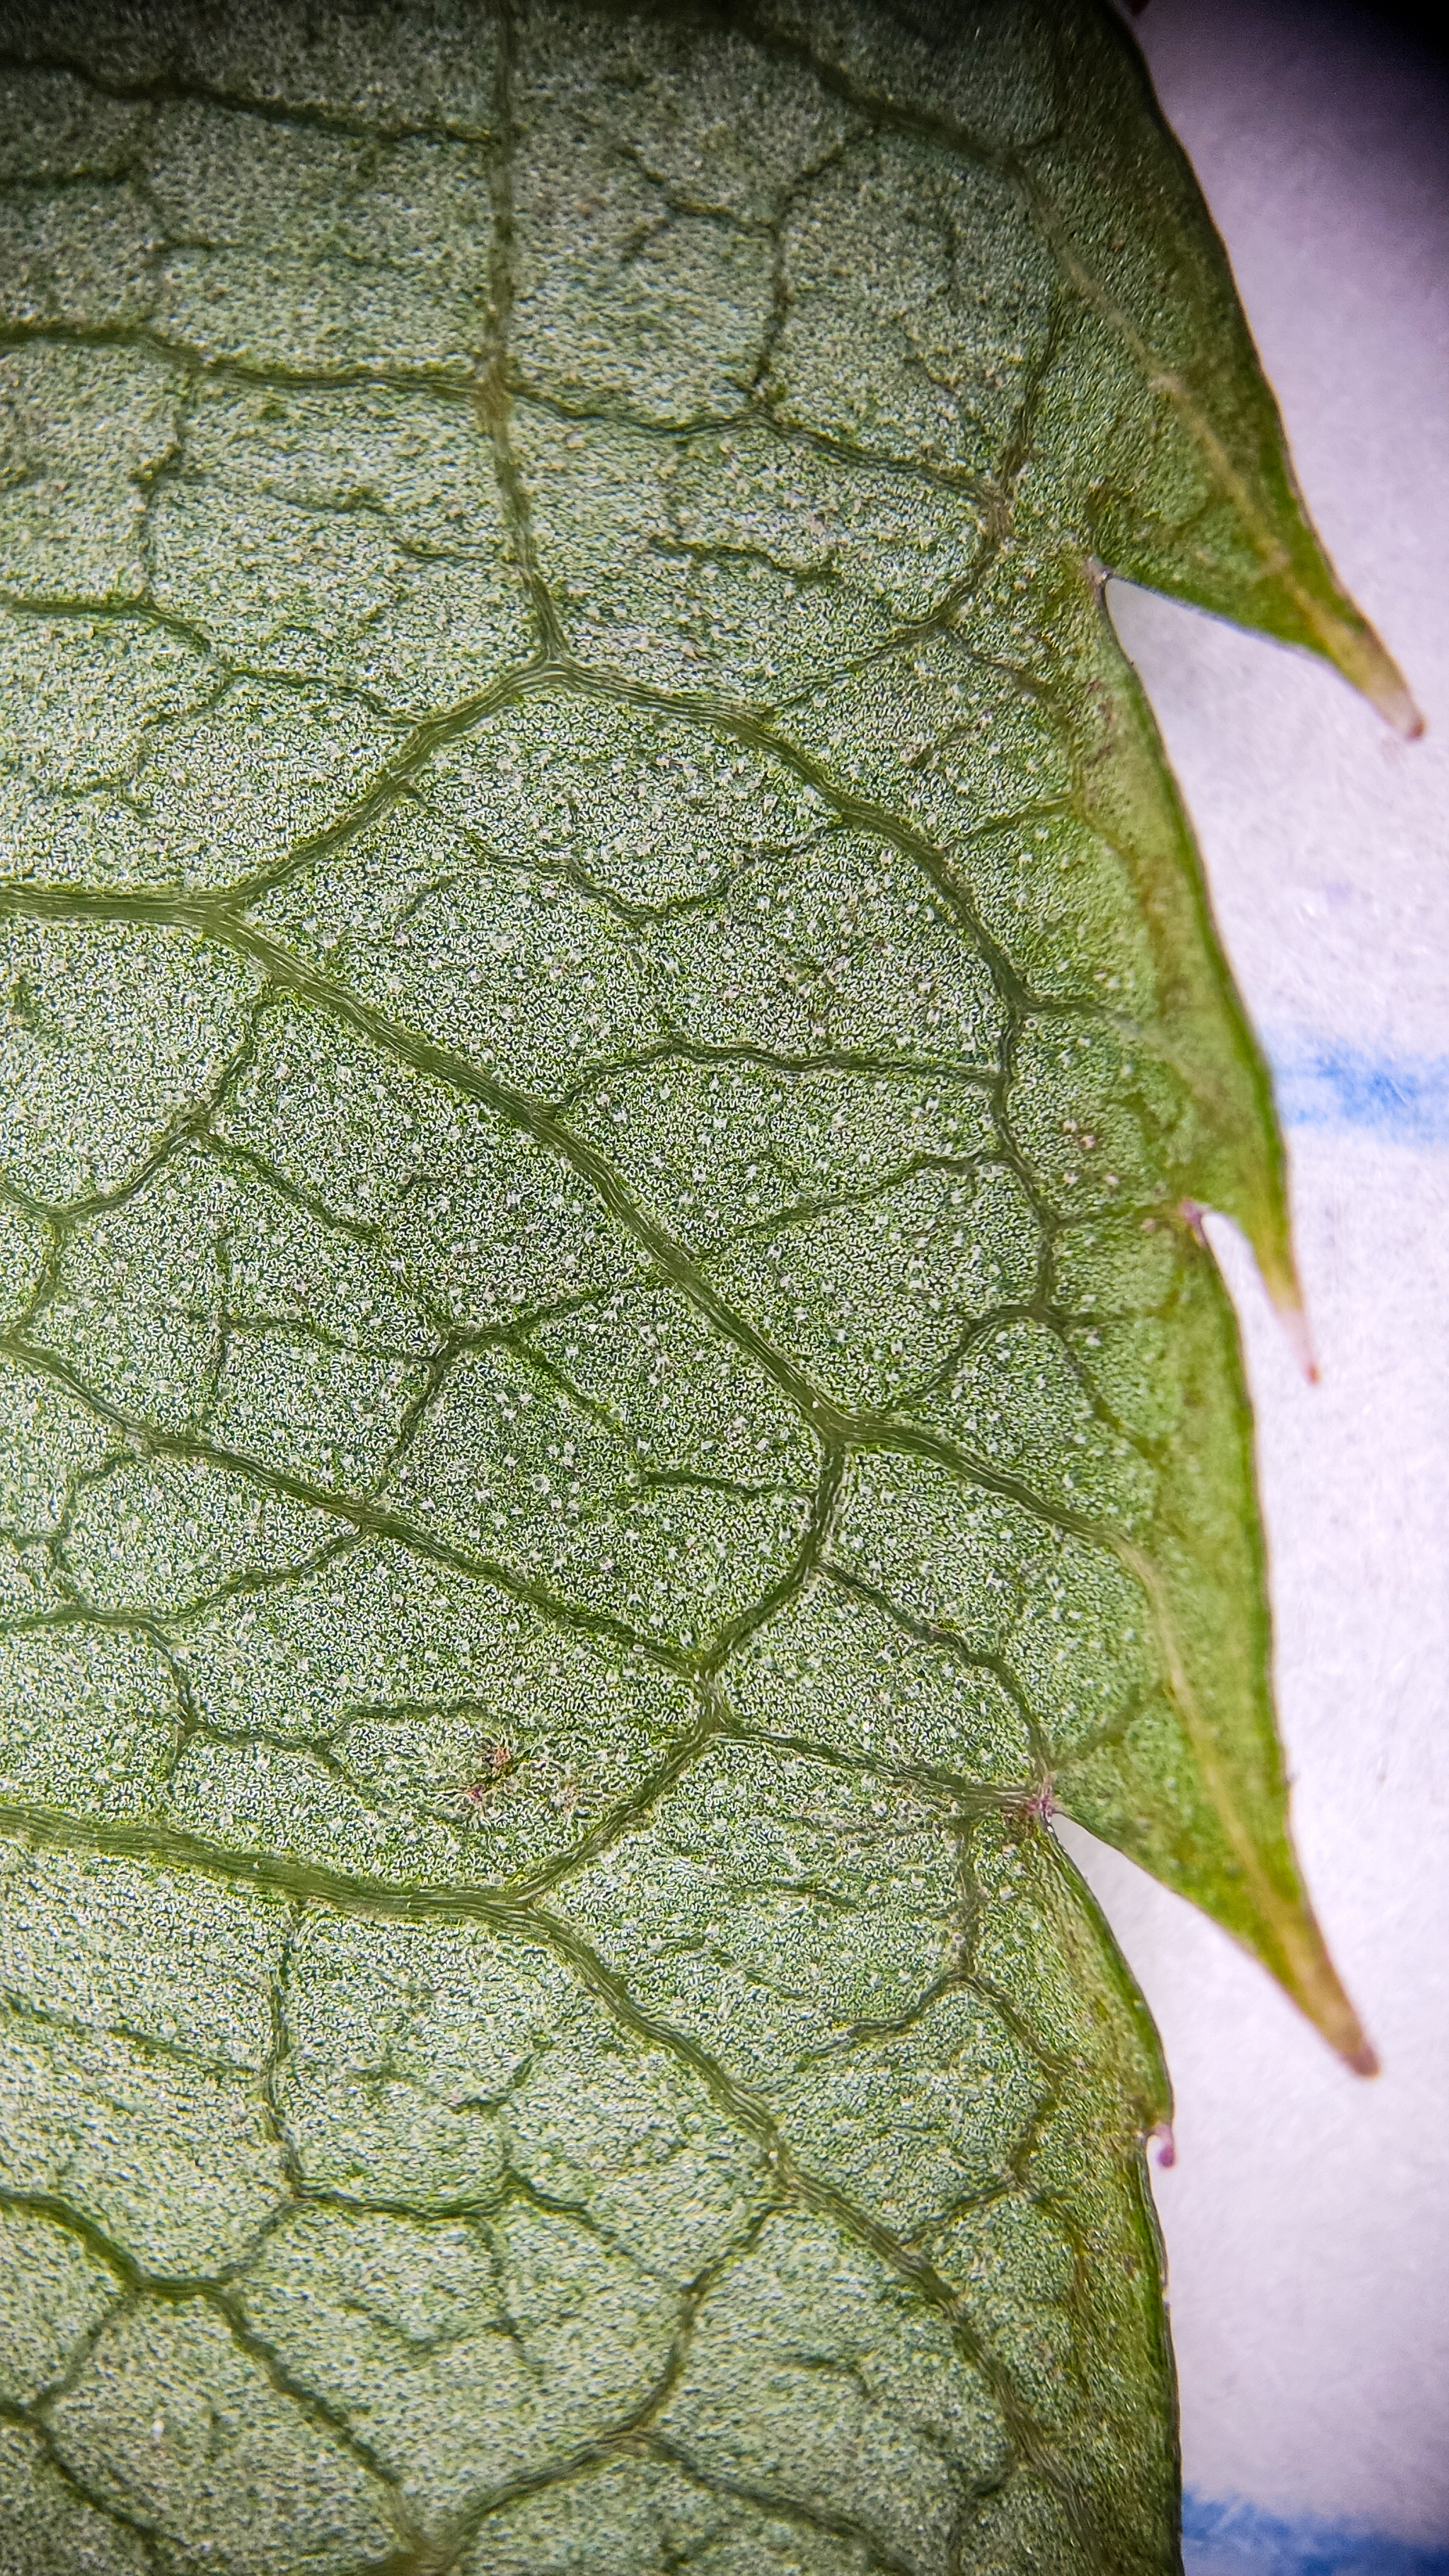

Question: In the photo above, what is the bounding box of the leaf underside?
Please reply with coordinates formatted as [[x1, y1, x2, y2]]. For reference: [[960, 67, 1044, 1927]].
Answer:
[[0, 4, 1397, 2572]]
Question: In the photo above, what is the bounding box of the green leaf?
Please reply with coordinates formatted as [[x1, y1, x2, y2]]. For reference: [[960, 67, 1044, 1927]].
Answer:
[[0, 4, 1401, 2571]]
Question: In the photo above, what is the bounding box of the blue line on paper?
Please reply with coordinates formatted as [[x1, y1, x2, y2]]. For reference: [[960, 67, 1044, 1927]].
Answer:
[[1269, 1040, 1449, 1142], [1184, 2496, 1449, 2576]]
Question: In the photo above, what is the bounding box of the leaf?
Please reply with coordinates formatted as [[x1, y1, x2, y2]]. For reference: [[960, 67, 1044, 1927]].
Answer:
[[0, 4, 1402, 2572]]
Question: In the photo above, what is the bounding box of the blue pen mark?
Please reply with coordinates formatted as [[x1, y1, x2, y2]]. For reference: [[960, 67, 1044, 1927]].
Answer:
[[1269, 1040, 1449, 1143], [1185, 2496, 1449, 2576]]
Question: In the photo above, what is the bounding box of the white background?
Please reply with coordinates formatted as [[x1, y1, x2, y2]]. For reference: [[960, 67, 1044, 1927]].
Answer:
[[1067, 0, 1449, 2547]]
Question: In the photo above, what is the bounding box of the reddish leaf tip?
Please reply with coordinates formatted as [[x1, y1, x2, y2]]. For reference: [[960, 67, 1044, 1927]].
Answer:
[[1382, 684, 1426, 743], [1264, 1284, 1320, 1384]]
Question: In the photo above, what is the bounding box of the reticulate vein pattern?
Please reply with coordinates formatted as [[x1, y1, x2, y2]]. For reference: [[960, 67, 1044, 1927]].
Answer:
[[0, 4, 1380, 2570]]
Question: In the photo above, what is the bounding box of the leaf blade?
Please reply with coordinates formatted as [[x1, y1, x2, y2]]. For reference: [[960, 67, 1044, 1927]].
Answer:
[[0, 1, 1392, 2567]]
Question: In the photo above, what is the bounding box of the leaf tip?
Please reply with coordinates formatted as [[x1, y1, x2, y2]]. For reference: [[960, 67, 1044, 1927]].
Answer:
[[1277, 1909, 1378, 2077], [1236, 1209, 1318, 1380], [1373, 674, 1426, 743], [1305, 590, 1423, 740], [1353, 630, 1426, 740], [1273, 1296, 1320, 1386], [1238, 1220, 1315, 1374], [1320, 1998, 1380, 2082]]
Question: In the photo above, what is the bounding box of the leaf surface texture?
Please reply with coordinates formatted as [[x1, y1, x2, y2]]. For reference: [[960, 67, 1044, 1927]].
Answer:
[[0, 4, 1392, 2570]]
